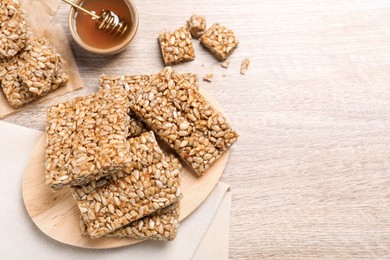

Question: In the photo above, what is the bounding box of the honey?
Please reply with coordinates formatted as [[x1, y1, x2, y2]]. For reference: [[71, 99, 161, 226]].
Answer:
[[74, 0, 133, 49]]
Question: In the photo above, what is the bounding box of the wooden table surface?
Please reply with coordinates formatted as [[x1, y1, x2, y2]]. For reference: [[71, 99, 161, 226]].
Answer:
[[5, 0, 390, 258]]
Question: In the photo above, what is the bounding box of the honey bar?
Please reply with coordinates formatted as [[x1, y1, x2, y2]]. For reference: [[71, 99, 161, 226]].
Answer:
[[0, 38, 69, 108], [200, 23, 239, 61], [129, 67, 237, 174], [80, 202, 180, 241], [0, 0, 30, 59], [187, 15, 206, 38], [160, 71, 238, 152], [158, 27, 195, 66], [45, 87, 131, 189], [71, 143, 182, 238]]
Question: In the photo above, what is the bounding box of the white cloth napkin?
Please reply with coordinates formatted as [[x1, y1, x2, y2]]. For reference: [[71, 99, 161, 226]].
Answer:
[[0, 121, 231, 260]]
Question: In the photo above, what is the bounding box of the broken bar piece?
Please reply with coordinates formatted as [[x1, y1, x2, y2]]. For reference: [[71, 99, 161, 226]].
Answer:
[[187, 15, 206, 38], [200, 23, 239, 61], [159, 27, 195, 66]]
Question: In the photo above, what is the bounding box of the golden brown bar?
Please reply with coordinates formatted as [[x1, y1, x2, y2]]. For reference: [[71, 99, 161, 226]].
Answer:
[[158, 27, 195, 65], [45, 87, 131, 189], [200, 23, 239, 61], [80, 202, 180, 241]]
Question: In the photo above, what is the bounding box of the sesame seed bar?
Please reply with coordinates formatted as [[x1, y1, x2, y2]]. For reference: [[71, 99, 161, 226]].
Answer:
[[200, 23, 239, 61], [0, 38, 69, 108], [71, 141, 182, 239], [159, 27, 195, 66], [0, 0, 30, 59], [187, 15, 206, 38], [80, 201, 180, 241], [126, 67, 238, 175], [45, 87, 131, 189]]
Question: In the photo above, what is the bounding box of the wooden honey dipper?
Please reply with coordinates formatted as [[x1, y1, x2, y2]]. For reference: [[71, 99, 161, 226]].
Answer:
[[62, 0, 128, 36]]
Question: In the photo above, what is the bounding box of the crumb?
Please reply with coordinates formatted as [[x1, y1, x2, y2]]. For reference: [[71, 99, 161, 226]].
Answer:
[[240, 58, 250, 75], [220, 61, 230, 69], [222, 74, 226, 77], [201, 64, 204, 67], [203, 74, 213, 82]]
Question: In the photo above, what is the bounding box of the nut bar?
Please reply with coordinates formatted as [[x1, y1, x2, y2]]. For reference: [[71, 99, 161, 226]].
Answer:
[[45, 87, 131, 189], [187, 15, 206, 38], [80, 201, 180, 241], [19, 38, 69, 95], [158, 27, 195, 66], [0, 38, 69, 108], [161, 69, 238, 152], [127, 68, 224, 175], [200, 23, 239, 61], [71, 143, 182, 238], [0, 0, 30, 59], [133, 67, 237, 151], [0, 57, 35, 107]]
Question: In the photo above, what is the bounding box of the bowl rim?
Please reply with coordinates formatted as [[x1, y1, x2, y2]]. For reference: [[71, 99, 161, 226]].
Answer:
[[68, 0, 139, 55]]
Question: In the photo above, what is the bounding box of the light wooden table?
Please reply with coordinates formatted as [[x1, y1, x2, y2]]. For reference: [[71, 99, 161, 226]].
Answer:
[[5, 0, 390, 258]]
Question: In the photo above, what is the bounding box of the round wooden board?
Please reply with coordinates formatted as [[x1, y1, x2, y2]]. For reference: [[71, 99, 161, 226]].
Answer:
[[22, 135, 229, 248]]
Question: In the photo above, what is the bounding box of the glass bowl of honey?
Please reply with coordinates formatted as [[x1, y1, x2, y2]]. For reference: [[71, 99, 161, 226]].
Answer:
[[68, 0, 138, 55]]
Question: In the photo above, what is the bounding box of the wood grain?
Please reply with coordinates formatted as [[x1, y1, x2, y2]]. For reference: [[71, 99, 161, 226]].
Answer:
[[5, 0, 390, 258]]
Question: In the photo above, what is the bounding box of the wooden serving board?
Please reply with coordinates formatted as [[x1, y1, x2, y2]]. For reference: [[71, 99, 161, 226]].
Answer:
[[22, 135, 229, 249]]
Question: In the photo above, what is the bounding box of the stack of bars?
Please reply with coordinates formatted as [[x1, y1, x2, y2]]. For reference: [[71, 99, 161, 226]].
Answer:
[[0, 0, 68, 108], [101, 67, 239, 175], [45, 67, 238, 241], [45, 86, 182, 240]]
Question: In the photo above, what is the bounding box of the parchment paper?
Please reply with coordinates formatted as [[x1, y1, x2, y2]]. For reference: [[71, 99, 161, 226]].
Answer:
[[0, 0, 83, 119]]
